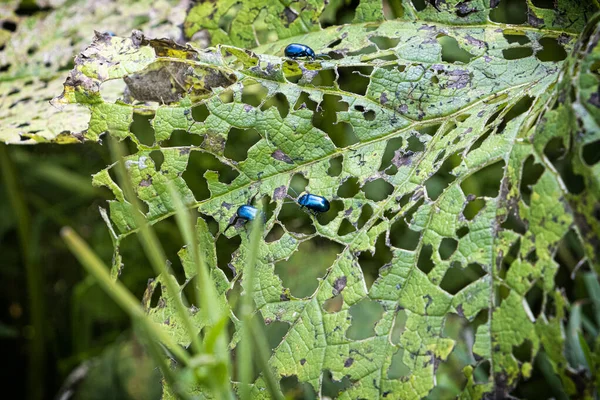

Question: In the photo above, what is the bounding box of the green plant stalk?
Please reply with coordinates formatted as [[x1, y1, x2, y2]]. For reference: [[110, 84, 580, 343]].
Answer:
[[133, 320, 193, 400], [169, 184, 234, 399], [238, 217, 262, 400], [250, 317, 285, 400], [61, 226, 190, 364], [108, 138, 203, 355], [0, 144, 45, 400]]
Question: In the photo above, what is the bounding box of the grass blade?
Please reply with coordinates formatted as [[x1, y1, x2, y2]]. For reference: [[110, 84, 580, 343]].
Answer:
[[61, 226, 190, 364]]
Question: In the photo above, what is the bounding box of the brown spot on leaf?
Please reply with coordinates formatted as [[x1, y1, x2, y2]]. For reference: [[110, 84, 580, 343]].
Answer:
[[300, 358, 306, 365], [446, 70, 472, 89], [333, 276, 347, 295], [392, 150, 414, 167], [139, 176, 153, 187], [272, 149, 294, 164], [273, 186, 288, 201], [283, 7, 298, 25], [380, 92, 388, 104], [527, 11, 544, 28], [465, 34, 485, 48]]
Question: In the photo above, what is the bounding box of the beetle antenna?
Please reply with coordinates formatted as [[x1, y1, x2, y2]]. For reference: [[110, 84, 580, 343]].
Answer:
[[288, 186, 300, 198]]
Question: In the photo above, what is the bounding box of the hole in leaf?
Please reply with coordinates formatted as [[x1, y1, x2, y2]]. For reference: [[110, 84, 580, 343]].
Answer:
[[149, 281, 162, 308], [313, 94, 357, 148], [130, 114, 155, 146], [439, 238, 458, 260], [241, 81, 269, 107], [502, 46, 534, 60], [489, 0, 527, 24], [149, 151, 164, 171], [280, 375, 317, 399], [346, 299, 384, 340], [525, 284, 543, 318], [262, 320, 290, 350], [293, 92, 318, 111], [192, 103, 209, 122], [322, 370, 352, 398], [318, 199, 343, 226], [461, 161, 505, 198], [362, 178, 394, 201], [474, 360, 491, 383], [463, 197, 486, 220], [468, 128, 492, 153], [501, 210, 527, 235], [407, 135, 425, 152], [2, 21, 17, 32], [323, 293, 344, 313], [380, 137, 404, 173], [388, 348, 411, 379], [311, 69, 336, 87], [216, 234, 240, 279], [513, 339, 533, 363], [357, 203, 373, 229], [279, 202, 315, 235], [497, 95, 534, 135], [275, 238, 343, 298], [328, 156, 343, 176], [438, 35, 474, 63], [390, 217, 421, 250], [520, 156, 544, 206], [261, 92, 290, 119], [425, 152, 462, 200], [337, 66, 372, 95], [168, 130, 203, 147], [337, 218, 357, 236], [456, 226, 469, 238], [417, 244, 435, 274], [441, 263, 486, 294], [503, 33, 531, 45], [183, 152, 239, 201], [410, 0, 427, 11], [225, 128, 261, 162], [536, 37, 567, 62], [358, 233, 393, 288], [265, 224, 285, 243], [390, 309, 408, 345], [338, 177, 360, 198], [531, 0, 553, 8], [583, 140, 600, 166], [290, 173, 308, 195], [369, 36, 400, 50]]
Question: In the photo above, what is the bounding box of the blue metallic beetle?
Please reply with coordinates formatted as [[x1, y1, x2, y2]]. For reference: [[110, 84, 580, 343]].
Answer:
[[236, 204, 260, 221], [284, 43, 316, 60], [297, 193, 330, 213]]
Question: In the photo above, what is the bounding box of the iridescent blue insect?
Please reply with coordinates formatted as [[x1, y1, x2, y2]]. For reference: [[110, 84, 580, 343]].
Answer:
[[284, 43, 316, 60], [236, 204, 260, 221], [298, 193, 330, 213]]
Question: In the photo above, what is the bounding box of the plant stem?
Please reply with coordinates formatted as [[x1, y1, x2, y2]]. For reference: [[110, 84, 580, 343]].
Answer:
[[169, 184, 234, 398], [0, 144, 45, 400], [61, 226, 190, 364]]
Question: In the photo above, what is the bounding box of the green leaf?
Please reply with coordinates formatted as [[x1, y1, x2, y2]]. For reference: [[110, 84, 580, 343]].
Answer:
[[53, 2, 600, 398], [0, 0, 187, 144]]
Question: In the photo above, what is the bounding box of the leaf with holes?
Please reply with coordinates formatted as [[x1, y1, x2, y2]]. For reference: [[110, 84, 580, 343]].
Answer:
[[53, 1, 600, 398], [0, 0, 187, 144]]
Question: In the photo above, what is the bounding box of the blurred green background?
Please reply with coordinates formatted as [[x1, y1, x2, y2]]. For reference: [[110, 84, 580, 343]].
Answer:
[[1, 0, 600, 399]]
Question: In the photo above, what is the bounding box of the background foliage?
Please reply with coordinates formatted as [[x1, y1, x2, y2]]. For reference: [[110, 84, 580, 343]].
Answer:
[[1, 0, 600, 399]]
